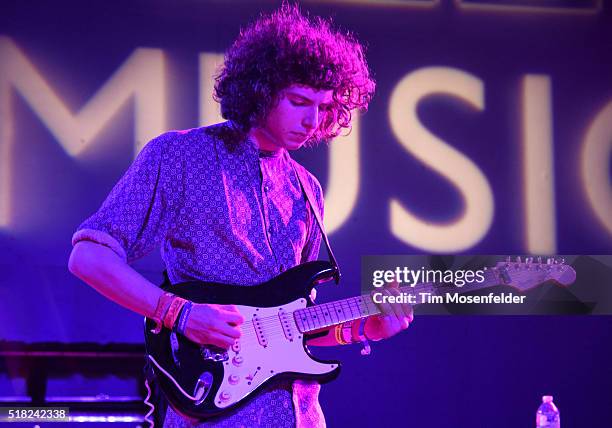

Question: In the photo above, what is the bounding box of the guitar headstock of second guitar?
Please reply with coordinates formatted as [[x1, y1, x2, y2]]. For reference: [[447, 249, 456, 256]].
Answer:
[[486, 256, 577, 291]]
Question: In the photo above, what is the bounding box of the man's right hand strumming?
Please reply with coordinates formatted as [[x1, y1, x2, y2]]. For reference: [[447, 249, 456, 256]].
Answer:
[[183, 303, 244, 349]]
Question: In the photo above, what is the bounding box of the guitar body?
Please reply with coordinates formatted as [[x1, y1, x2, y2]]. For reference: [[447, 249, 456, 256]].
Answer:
[[144, 261, 341, 420], [144, 256, 576, 420]]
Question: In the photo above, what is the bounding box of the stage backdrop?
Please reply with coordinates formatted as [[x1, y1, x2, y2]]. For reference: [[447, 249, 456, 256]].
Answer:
[[0, 1, 611, 427]]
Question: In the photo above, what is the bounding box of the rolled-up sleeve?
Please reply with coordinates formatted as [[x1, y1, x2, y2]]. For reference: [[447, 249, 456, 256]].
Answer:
[[72, 133, 179, 264]]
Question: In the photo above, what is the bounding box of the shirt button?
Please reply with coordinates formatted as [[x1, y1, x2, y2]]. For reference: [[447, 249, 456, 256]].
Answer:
[[279, 264, 285, 272], [264, 185, 269, 192]]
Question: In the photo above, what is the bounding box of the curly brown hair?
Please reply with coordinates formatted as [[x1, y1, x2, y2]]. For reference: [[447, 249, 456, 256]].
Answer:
[[214, 3, 376, 144]]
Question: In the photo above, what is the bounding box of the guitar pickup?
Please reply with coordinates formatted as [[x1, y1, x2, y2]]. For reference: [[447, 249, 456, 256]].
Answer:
[[278, 308, 294, 341], [252, 314, 268, 348]]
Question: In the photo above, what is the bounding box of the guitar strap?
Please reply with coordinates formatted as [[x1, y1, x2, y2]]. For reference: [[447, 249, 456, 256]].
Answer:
[[290, 159, 341, 284]]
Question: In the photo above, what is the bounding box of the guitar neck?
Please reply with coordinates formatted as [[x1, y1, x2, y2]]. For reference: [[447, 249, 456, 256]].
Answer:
[[294, 268, 503, 333]]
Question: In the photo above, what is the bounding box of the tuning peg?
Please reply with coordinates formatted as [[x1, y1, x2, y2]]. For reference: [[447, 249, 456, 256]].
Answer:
[[506, 256, 511, 262], [516, 256, 522, 263], [526, 257, 533, 265], [559, 257, 565, 264], [547, 257, 553, 264], [537, 256, 542, 264]]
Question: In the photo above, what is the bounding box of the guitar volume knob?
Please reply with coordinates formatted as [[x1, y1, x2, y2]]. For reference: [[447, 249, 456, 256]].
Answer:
[[220, 390, 231, 401], [232, 355, 244, 366], [229, 374, 240, 385]]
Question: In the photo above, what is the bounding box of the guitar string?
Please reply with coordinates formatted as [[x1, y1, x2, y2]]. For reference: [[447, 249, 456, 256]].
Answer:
[[238, 268, 549, 340], [179, 267, 482, 337], [226, 266, 472, 333], [228, 299, 378, 343], [196, 295, 378, 333], [228, 275, 540, 344], [181, 266, 557, 344], [179, 264, 554, 330], [184, 299, 377, 345], [187, 277, 457, 342], [232, 299, 378, 335]]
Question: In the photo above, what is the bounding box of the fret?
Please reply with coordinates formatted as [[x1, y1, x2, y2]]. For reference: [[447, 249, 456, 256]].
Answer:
[[341, 299, 357, 319], [307, 307, 319, 330], [306, 306, 316, 329], [335, 301, 351, 323], [314, 305, 328, 329], [340, 299, 354, 322], [363, 297, 379, 316], [319, 303, 335, 327], [332, 302, 343, 323], [348, 298, 360, 318], [356, 296, 372, 317], [355, 297, 365, 317], [336, 299, 358, 324], [294, 260, 564, 334], [352, 297, 364, 317], [294, 308, 307, 332], [303, 307, 314, 331], [294, 310, 303, 332], [409, 282, 434, 296], [312, 306, 324, 329], [302, 304, 335, 330], [347, 297, 367, 319], [368, 298, 378, 315], [356, 297, 368, 316], [405, 284, 419, 295], [328, 302, 340, 324]]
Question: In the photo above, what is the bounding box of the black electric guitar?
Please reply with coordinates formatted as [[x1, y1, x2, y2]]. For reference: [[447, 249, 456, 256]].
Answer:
[[144, 258, 576, 420]]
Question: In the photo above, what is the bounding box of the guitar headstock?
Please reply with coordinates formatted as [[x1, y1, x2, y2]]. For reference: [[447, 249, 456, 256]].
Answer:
[[488, 256, 577, 291]]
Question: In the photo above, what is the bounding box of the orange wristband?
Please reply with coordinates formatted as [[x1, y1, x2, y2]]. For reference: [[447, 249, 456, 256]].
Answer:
[[163, 297, 187, 330], [151, 292, 174, 334], [334, 324, 349, 345]]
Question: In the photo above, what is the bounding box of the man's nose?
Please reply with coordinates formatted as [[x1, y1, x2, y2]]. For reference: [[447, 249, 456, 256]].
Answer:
[[302, 107, 318, 130]]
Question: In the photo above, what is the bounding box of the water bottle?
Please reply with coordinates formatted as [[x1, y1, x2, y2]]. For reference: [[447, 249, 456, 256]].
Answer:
[[536, 395, 560, 427]]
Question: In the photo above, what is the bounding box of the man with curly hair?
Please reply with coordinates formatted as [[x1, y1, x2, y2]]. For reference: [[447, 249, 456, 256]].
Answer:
[[69, 4, 412, 427]]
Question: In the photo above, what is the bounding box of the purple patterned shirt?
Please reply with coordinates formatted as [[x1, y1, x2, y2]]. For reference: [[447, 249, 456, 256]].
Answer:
[[72, 122, 326, 427]]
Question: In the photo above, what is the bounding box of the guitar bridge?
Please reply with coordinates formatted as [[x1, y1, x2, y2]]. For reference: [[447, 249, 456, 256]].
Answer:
[[200, 347, 229, 362]]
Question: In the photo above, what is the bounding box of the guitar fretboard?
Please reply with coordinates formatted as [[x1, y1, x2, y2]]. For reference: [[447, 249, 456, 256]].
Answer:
[[293, 267, 505, 333]]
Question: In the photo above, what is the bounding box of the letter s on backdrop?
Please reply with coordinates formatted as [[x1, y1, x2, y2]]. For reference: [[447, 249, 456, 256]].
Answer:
[[388, 67, 494, 252]]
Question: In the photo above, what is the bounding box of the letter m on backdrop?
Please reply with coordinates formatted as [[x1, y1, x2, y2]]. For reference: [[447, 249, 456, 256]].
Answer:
[[0, 36, 167, 226]]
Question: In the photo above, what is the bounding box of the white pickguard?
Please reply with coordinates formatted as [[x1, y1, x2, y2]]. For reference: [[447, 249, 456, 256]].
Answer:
[[213, 298, 337, 408]]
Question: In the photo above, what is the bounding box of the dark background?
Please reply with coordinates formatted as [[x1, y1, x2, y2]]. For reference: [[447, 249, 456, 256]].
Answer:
[[0, 0, 611, 426]]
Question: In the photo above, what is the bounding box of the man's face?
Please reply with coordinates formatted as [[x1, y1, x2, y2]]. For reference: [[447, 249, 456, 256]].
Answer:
[[256, 84, 334, 151]]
